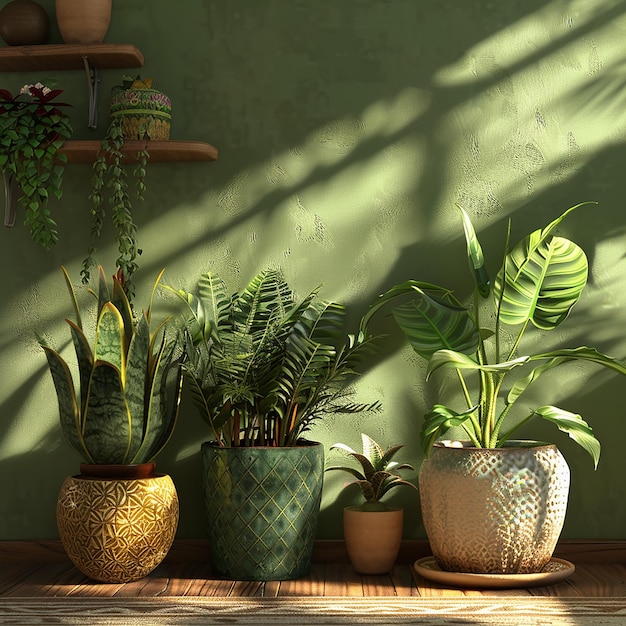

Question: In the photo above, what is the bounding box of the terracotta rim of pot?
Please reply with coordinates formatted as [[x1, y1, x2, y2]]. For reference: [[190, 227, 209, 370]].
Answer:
[[79, 462, 157, 479]]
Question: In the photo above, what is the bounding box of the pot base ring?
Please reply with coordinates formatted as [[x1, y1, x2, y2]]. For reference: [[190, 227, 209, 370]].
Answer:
[[414, 556, 575, 589]]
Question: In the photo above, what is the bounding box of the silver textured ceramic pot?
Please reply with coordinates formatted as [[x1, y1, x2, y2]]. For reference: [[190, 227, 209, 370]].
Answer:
[[419, 440, 570, 574]]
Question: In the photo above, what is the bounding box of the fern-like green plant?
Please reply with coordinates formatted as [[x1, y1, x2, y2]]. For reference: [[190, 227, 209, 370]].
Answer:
[[363, 203, 626, 467], [327, 433, 417, 512], [40, 266, 183, 464], [165, 269, 380, 447]]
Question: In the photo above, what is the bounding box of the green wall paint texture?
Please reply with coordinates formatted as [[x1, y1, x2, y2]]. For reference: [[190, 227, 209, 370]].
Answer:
[[1, 0, 626, 540]]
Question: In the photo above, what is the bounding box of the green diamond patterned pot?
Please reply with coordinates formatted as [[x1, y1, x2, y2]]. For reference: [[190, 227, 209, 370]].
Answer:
[[201, 440, 324, 581]]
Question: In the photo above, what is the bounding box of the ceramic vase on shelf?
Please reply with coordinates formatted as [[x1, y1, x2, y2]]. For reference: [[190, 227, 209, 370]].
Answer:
[[0, 0, 50, 46], [55, 0, 111, 44]]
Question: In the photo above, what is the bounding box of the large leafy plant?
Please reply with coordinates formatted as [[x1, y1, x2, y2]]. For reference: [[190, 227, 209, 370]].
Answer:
[[363, 203, 626, 467], [40, 266, 183, 464], [326, 433, 417, 512], [166, 269, 379, 447], [0, 82, 73, 248]]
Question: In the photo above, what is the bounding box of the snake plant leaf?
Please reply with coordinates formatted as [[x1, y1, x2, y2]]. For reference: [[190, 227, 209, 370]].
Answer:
[[426, 349, 529, 380], [460, 206, 490, 298], [495, 230, 588, 330], [507, 347, 626, 407], [392, 288, 479, 361], [66, 320, 93, 415], [124, 314, 150, 461], [94, 303, 126, 376], [361, 433, 384, 470], [41, 345, 92, 462], [111, 272, 134, 345], [145, 362, 183, 462], [61, 265, 82, 329], [131, 335, 179, 463], [421, 404, 479, 456], [532, 405, 601, 469], [83, 361, 131, 464]]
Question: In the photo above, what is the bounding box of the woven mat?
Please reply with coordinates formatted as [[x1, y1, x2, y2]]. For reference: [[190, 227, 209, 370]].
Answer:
[[1, 596, 625, 625]]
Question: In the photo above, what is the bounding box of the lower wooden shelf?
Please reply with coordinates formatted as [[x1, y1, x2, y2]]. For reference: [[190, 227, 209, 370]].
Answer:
[[60, 140, 218, 163]]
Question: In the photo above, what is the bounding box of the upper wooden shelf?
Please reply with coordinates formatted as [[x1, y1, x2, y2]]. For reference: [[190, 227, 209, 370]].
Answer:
[[0, 43, 144, 72], [60, 140, 219, 163]]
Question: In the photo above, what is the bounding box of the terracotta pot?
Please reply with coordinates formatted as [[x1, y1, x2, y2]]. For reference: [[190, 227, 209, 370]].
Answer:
[[419, 440, 570, 574], [54, 0, 111, 44], [0, 0, 49, 46], [343, 506, 404, 574], [57, 463, 178, 583]]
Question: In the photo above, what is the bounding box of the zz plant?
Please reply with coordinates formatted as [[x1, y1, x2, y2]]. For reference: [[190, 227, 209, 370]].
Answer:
[[327, 433, 417, 512], [166, 269, 380, 447], [363, 203, 626, 467], [40, 266, 183, 465]]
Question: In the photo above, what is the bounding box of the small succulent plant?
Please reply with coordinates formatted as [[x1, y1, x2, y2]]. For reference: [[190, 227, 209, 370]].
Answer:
[[327, 433, 417, 511]]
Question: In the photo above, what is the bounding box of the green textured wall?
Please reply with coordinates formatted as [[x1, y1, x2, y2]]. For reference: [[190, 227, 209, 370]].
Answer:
[[1, 0, 626, 541]]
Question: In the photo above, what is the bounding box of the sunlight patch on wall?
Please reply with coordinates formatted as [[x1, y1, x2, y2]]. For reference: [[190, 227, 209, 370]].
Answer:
[[429, 0, 626, 234]]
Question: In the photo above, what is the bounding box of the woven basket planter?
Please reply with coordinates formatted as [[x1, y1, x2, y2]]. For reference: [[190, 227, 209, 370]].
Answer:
[[110, 87, 171, 141]]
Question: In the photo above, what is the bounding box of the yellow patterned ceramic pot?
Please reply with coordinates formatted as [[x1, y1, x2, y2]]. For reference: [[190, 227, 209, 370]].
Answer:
[[56, 464, 179, 583], [419, 440, 570, 574]]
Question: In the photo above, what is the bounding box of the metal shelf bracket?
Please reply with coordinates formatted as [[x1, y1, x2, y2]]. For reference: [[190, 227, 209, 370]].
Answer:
[[3, 171, 17, 229], [82, 55, 100, 130]]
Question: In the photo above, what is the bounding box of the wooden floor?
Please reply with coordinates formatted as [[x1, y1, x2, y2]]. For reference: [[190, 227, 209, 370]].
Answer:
[[1, 540, 625, 599]]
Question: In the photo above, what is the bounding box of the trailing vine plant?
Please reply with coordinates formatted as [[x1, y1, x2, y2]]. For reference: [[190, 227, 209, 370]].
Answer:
[[81, 117, 149, 301], [0, 82, 73, 247]]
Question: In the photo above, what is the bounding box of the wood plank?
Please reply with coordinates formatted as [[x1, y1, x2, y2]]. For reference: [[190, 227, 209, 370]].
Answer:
[[2, 539, 624, 565], [3, 563, 77, 597], [556, 562, 626, 596], [323, 563, 364, 596], [60, 139, 219, 163], [0, 44, 144, 72], [277, 563, 324, 596]]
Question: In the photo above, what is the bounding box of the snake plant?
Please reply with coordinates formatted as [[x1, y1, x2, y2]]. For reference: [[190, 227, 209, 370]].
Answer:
[[165, 269, 380, 447], [327, 433, 417, 512], [363, 203, 626, 467], [40, 266, 183, 464]]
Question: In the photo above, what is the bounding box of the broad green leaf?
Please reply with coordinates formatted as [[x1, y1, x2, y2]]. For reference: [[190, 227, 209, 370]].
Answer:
[[495, 214, 588, 329], [420, 404, 479, 456], [426, 349, 529, 380], [532, 405, 601, 468], [508, 347, 626, 406], [460, 206, 490, 298], [392, 289, 478, 360]]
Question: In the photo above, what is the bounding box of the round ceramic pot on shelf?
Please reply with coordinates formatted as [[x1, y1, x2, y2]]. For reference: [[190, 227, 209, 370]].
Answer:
[[418, 440, 570, 575], [343, 506, 404, 574], [56, 462, 179, 583], [0, 0, 49, 46], [54, 0, 111, 44], [201, 440, 324, 581]]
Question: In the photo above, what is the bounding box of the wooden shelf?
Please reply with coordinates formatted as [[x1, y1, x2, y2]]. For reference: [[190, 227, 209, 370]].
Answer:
[[0, 44, 219, 161], [0, 43, 144, 72], [60, 140, 219, 163]]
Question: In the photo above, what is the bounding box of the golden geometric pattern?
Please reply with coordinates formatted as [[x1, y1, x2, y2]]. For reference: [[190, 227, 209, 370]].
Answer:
[[56, 473, 179, 583], [419, 442, 570, 574]]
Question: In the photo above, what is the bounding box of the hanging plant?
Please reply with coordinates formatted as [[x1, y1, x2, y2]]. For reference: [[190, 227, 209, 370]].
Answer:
[[81, 75, 170, 301], [81, 117, 147, 301], [0, 82, 73, 247]]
